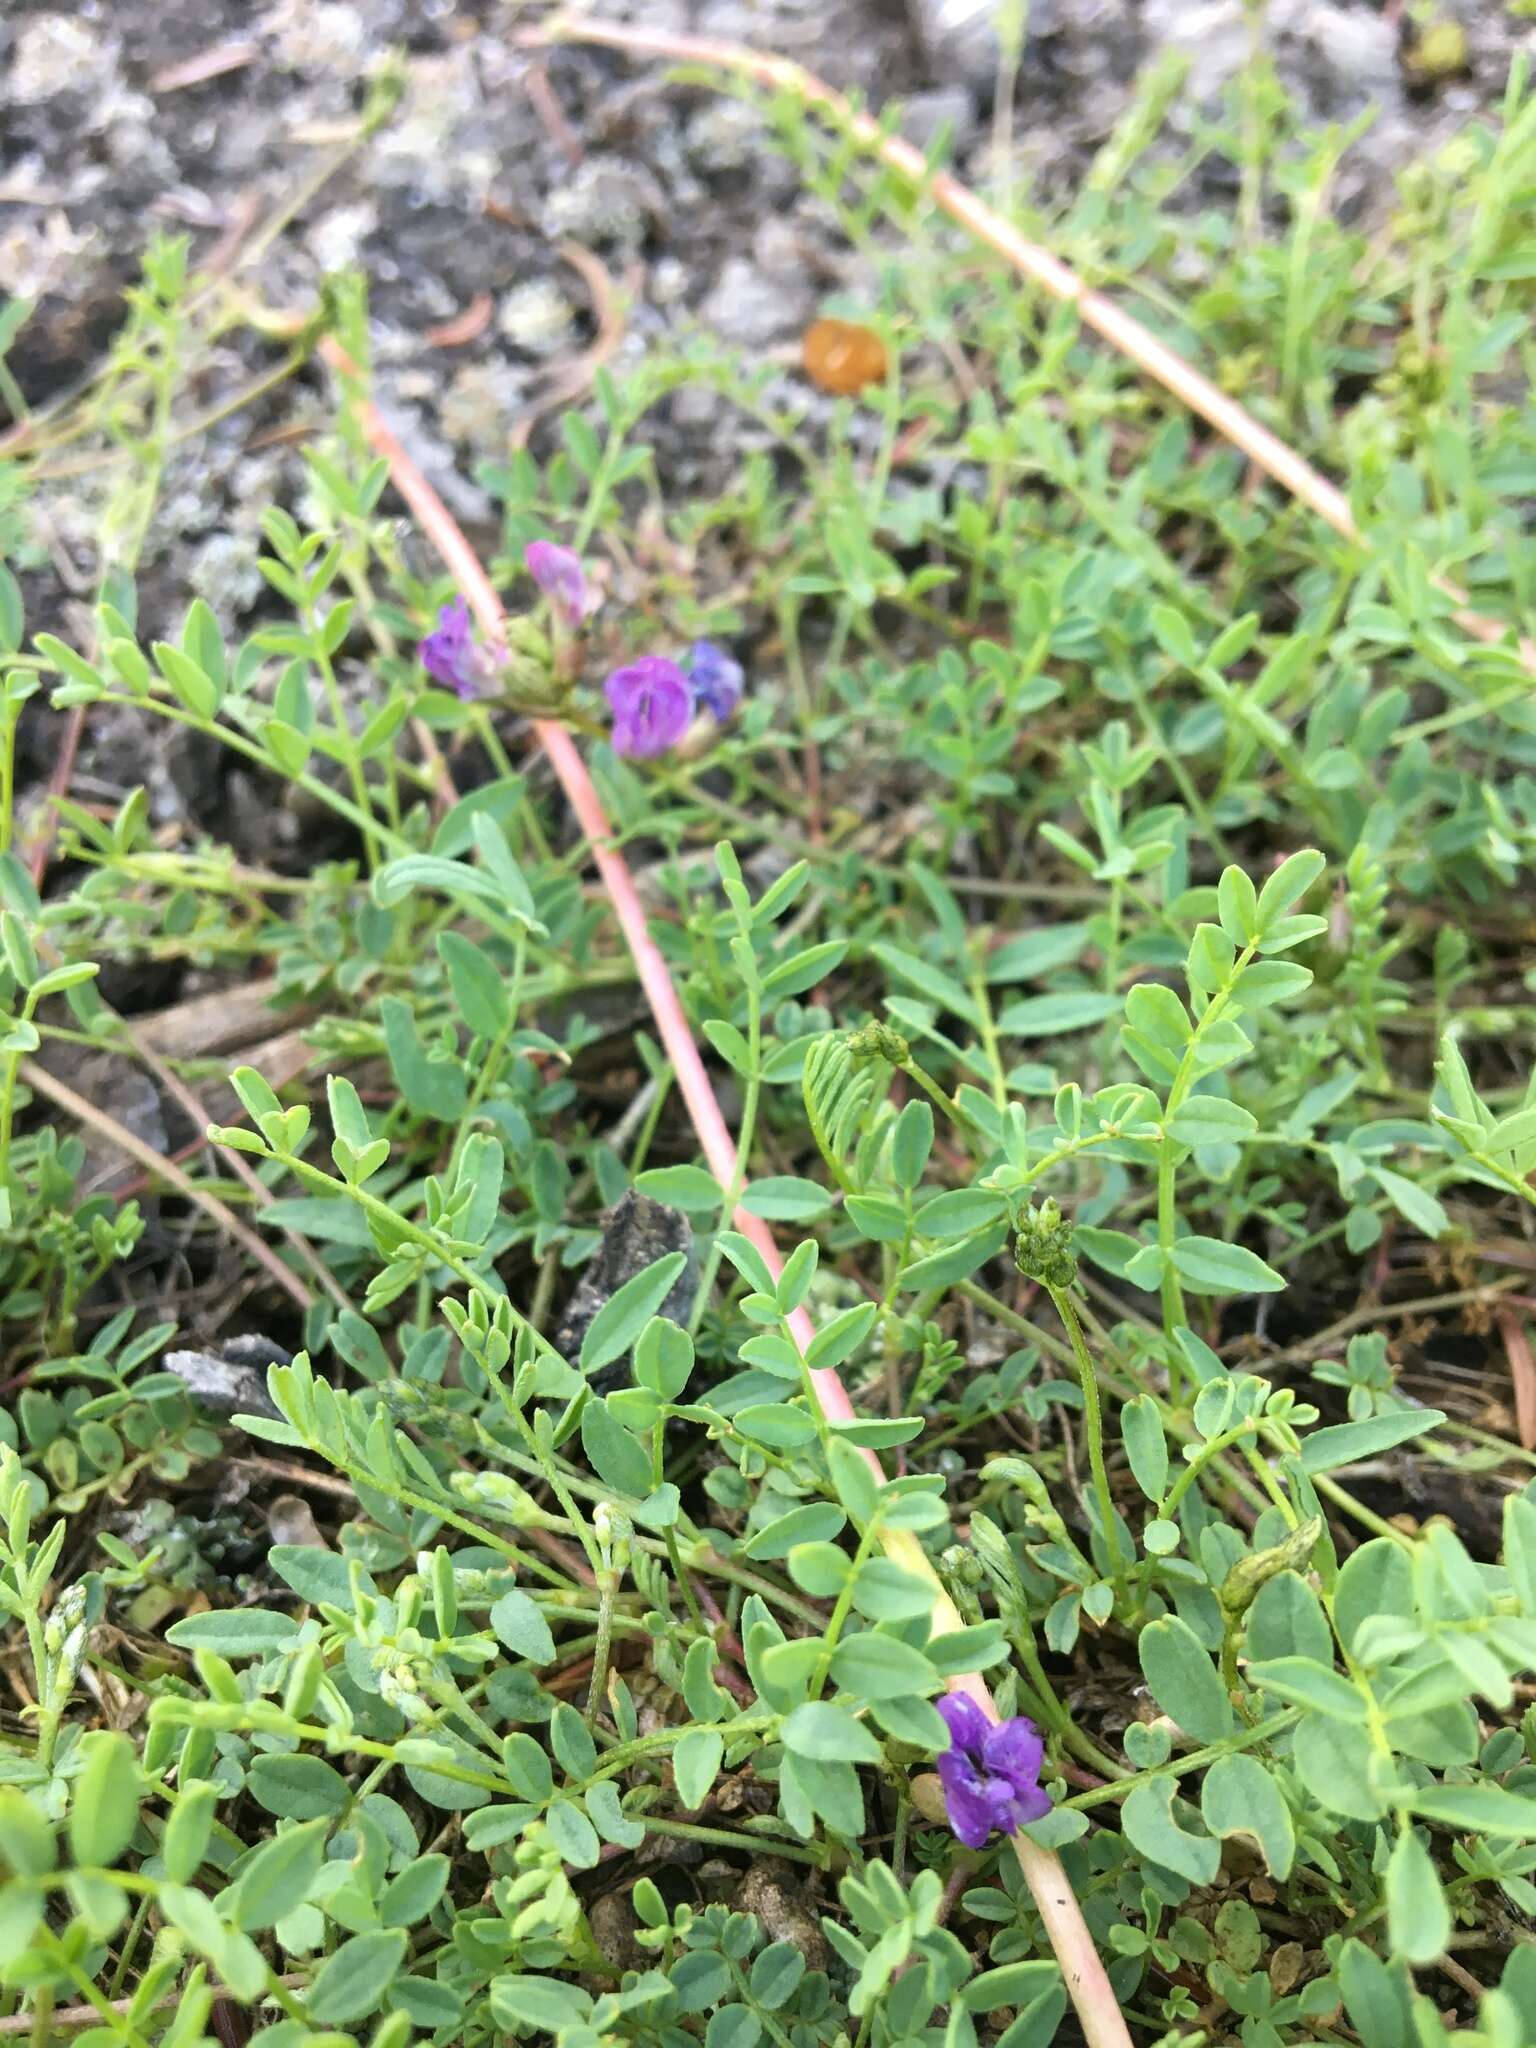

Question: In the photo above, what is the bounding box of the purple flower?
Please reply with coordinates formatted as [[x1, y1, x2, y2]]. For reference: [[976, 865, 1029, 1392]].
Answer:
[[935, 1695, 1050, 1849], [420, 597, 499, 700], [685, 639, 744, 722], [525, 540, 590, 628], [604, 657, 694, 758]]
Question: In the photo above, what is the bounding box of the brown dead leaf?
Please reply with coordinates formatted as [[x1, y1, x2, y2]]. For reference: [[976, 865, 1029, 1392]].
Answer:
[[1269, 1941, 1303, 1994], [802, 317, 889, 395], [1498, 1305, 1536, 1450]]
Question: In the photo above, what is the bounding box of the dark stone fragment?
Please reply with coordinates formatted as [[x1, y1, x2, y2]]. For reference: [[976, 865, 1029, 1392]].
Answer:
[[552, 1191, 696, 1390], [164, 1334, 294, 1421]]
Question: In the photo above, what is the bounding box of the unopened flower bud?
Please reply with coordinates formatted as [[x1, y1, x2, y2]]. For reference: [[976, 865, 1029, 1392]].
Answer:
[[1013, 1199, 1077, 1291], [451, 1469, 561, 1529], [846, 1021, 909, 1067], [939, 1545, 985, 1625], [910, 1771, 948, 1825], [524, 540, 590, 629], [594, 1502, 632, 1573], [1218, 1515, 1323, 1617], [504, 615, 553, 663], [45, 1584, 87, 1657], [942, 1544, 985, 1589]]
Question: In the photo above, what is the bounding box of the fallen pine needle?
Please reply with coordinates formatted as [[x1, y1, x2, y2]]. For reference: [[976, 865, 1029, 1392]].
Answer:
[[149, 41, 258, 93]]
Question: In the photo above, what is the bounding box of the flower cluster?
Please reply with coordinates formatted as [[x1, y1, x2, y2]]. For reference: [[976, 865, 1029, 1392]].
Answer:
[[936, 1695, 1051, 1848], [603, 640, 743, 759], [846, 1020, 911, 1068], [417, 540, 744, 758], [1013, 1197, 1077, 1292]]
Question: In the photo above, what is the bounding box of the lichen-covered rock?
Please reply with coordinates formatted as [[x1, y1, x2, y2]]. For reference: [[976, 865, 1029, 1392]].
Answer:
[[498, 278, 577, 357]]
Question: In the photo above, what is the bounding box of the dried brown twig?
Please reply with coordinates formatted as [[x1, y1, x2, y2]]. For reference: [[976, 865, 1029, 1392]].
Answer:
[[509, 240, 631, 450], [20, 1059, 313, 1314]]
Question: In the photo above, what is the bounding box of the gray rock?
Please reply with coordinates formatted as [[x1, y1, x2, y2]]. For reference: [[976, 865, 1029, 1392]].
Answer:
[[552, 1191, 696, 1388], [1144, 0, 1400, 118], [1292, 2, 1399, 94], [1141, 0, 1256, 104], [10, 14, 113, 105], [165, 1336, 294, 1423], [544, 156, 656, 248], [900, 86, 976, 154], [589, 1888, 644, 1974], [685, 97, 767, 176], [701, 255, 814, 350], [903, 0, 1063, 85], [440, 360, 530, 452], [498, 278, 576, 358]]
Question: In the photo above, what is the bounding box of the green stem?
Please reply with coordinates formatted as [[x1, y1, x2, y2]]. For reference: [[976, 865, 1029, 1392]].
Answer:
[[311, 640, 379, 864], [807, 1518, 879, 1698], [639, 1816, 827, 1868], [898, 1054, 986, 1144], [689, 977, 764, 1338], [726, 1960, 801, 2048], [1046, 1282, 1127, 1581], [1009, 1620, 1129, 1780], [1155, 939, 1259, 1347], [0, 992, 40, 1221], [0, 694, 21, 857], [1062, 1708, 1298, 1812], [587, 1560, 621, 1726]]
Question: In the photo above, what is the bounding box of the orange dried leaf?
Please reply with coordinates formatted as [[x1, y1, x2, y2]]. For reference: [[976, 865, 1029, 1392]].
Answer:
[[802, 317, 888, 395]]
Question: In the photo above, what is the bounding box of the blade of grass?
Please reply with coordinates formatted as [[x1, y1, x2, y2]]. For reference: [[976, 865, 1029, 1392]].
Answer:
[[321, 333, 1134, 2048]]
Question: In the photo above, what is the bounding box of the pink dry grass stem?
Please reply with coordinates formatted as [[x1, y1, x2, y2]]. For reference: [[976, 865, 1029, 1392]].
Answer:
[[320, 335, 1133, 2048]]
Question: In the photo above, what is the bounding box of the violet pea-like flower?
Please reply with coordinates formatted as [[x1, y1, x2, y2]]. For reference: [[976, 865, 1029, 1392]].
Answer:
[[685, 639, 744, 721], [524, 540, 590, 628], [935, 1694, 1051, 1849], [604, 656, 694, 759], [420, 596, 496, 700]]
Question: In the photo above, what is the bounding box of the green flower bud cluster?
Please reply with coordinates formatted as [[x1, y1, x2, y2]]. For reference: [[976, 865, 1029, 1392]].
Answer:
[[939, 1544, 986, 1626], [984, 1456, 1072, 1549], [846, 1020, 910, 1067], [593, 1501, 633, 1574], [450, 1467, 563, 1529], [1013, 1198, 1077, 1291]]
